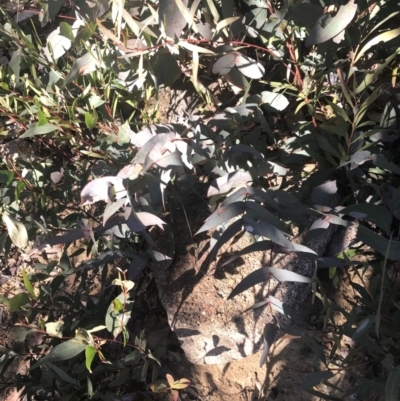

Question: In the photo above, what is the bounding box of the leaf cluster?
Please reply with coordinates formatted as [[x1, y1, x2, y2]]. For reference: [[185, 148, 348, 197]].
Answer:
[[0, 0, 400, 399]]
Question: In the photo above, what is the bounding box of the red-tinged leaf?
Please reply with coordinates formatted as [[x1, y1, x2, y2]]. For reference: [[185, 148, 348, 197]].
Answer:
[[50, 168, 64, 184], [170, 389, 179, 401], [234, 53, 265, 79], [166, 373, 175, 387], [212, 53, 235, 75], [305, 0, 357, 47], [195, 202, 245, 234], [150, 381, 169, 393], [325, 214, 348, 227], [136, 212, 166, 229], [310, 217, 330, 230], [267, 295, 284, 314], [242, 216, 294, 250], [340, 204, 392, 233], [172, 378, 191, 390], [303, 217, 330, 243], [207, 170, 252, 197], [228, 266, 312, 299], [80, 177, 126, 206]]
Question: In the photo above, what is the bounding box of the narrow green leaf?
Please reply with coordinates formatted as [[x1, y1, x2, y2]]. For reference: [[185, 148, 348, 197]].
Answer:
[[386, 369, 400, 401], [353, 87, 380, 128], [376, 233, 391, 338], [326, 100, 350, 122], [31, 339, 87, 369], [48, 363, 78, 385], [305, 0, 357, 47], [357, 226, 400, 260], [60, 21, 74, 40], [354, 52, 397, 94], [371, 154, 400, 175], [302, 331, 326, 365], [20, 122, 58, 138], [87, 376, 93, 399], [37, 110, 48, 126], [9, 293, 30, 312], [85, 345, 97, 373], [0, 171, 14, 185], [355, 27, 400, 64], [85, 112, 95, 129], [300, 371, 342, 400], [340, 204, 392, 233], [9, 49, 22, 84], [228, 266, 312, 299], [22, 269, 37, 300]]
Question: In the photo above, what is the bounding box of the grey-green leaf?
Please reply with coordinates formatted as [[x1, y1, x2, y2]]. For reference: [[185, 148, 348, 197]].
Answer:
[[260, 91, 289, 112], [357, 225, 400, 260], [20, 123, 58, 139], [9, 293, 30, 312], [340, 203, 392, 233], [305, 0, 357, 47], [2, 214, 28, 249], [386, 368, 400, 401], [48, 363, 78, 385], [228, 266, 312, 299], [31, 339, 87, 369], [159, 0, 188, 39]]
